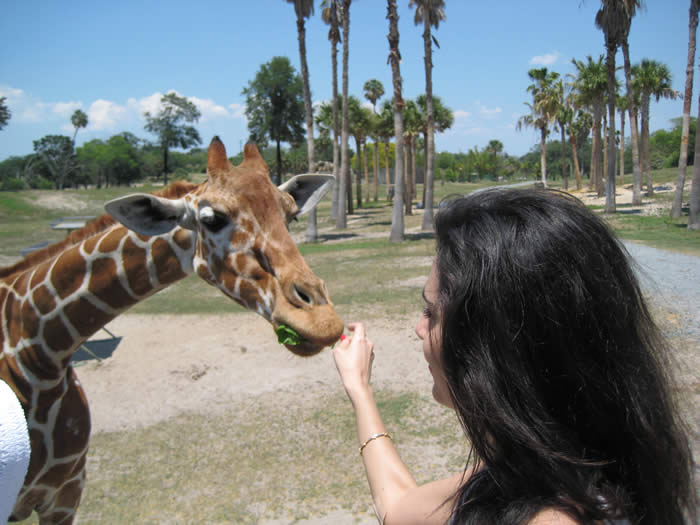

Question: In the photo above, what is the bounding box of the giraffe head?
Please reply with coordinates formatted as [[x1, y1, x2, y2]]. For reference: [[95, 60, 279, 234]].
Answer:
[[105, 137, 343, 356]]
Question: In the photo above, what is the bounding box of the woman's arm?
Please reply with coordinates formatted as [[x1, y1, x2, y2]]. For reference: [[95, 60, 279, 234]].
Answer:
[[333, 323, 462, 525]]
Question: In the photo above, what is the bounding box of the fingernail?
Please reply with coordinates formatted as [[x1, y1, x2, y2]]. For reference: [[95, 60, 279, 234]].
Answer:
[[340, 334, 346, 341]]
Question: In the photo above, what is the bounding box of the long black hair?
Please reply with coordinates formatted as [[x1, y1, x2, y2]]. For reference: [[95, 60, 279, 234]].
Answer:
[[434, 189, 694, 524]]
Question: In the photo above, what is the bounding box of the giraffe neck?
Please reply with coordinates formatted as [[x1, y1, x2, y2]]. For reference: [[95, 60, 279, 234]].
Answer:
[[1, 223, 196, 383]]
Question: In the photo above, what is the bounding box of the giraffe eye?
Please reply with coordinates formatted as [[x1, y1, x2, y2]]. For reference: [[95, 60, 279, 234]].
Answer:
[[201, 210, 230, 233]]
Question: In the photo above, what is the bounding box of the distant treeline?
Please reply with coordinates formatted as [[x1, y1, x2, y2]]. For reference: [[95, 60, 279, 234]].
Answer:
[[0, 116, 692, 191]]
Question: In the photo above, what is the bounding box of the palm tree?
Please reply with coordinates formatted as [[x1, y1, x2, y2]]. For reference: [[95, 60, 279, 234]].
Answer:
[[336, 0, 352, 229], [387, 0, 405, 242], [616, 92, 628, 184], [615, 0, 645, 205], [672, 0, 699, 218], [322, 0, 342, 220], [595, 0, 634, 212], [347, 96, 370, 209], [402, 99, 422, 215], [570, 56, 607, 195], [363, 79, 384, 202], [632, 59, 679, 196], [71, 109, 88, 145], [555, 80, 572, 190], [409, 0, 445, 232], [517, 67, 561, 187], [378, 100, 395, 200], [285, 0, 318, 241], [416, 94, 453, 205]]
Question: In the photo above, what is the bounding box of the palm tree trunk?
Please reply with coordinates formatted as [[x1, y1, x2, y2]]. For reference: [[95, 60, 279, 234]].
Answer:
[[560, 125, 567, 190], [601, 110, 608, 199], [404, 137, 412, 215], [364, 141, 370, 203], [690, 79, 700, 228], [605, 47, 617, 213], [384, 139, 391, 200], [620, 110, 626, 185], [296, 9, 318, 242], [539, 128, 547, 186], [387, 0, 404, 242], [569, 128, 582, 190], [421, 15, 436, 231], [641, 95, 653, 196], [330, 12, 340, 221], [336, 0, 351, 229], [354, 139, 362, 209], [622, 41, 644, 206], [373, 141, 379, 201], [673, 0, 698, 218]]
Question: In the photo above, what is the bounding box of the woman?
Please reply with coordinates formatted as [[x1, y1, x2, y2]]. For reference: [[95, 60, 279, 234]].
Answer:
[[333, 189, 695, 525]]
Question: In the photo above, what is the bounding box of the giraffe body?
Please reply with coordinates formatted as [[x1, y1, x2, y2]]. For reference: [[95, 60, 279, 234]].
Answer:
[[0, 138, 343, 523]]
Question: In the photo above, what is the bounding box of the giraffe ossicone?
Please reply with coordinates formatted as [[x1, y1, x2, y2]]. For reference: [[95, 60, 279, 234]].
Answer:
[[0, 136, 343, 523]]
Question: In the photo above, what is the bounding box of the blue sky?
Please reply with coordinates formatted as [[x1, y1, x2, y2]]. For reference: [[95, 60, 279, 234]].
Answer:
[[0, 1, 694, 161]]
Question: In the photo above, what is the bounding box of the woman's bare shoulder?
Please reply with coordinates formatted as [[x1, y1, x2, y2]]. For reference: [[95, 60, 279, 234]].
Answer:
[[528, 509, 581, 525]]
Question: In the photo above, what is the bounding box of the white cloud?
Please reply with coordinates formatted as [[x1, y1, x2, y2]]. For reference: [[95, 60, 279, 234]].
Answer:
[[52, 101, 83, 117], [127, 92, 164, 117], [479, 105, 502, 117], [0, 86, 24, 100], [88, 99, 126, 130], [190, 96, 230, 122], [229, 103, 246, 119], [453, 110, 472, 120], [529, 51, 561, 66]]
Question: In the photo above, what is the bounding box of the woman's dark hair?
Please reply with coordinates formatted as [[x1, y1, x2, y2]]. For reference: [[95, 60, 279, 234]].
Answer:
[[434, 189, 694, 524]]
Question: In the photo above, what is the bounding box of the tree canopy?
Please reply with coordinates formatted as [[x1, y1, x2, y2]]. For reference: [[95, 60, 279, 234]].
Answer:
[[0, 97, 10, 130], [144, 92, 201, 185], [242, 56, 306, 184]]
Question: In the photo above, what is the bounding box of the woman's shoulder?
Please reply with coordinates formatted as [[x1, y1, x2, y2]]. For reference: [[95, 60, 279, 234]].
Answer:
[[527, 509, 581, 525]]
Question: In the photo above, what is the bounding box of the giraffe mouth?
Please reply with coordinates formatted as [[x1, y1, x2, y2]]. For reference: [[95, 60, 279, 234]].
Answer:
[[282, 340, 326, 357]]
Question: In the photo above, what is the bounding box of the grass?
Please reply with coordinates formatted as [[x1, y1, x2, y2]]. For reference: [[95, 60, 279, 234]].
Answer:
[[4, 172, 698, 523], [68, 390, 463, 524]]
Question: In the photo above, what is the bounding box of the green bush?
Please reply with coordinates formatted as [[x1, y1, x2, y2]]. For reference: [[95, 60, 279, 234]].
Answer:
[[0, 177, 27, 191]]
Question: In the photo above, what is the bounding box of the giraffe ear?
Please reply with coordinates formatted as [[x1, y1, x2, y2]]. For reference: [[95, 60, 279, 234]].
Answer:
[[105, 194, 193, 236], [278, 174, 334, 217]]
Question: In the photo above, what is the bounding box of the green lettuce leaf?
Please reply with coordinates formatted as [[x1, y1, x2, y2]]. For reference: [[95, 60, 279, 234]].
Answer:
[[276, 324, 304, 346]]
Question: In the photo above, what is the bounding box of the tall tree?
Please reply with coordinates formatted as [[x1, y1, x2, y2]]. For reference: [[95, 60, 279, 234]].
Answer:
[[595, 0, 632, 212], [387, 0, 405, 242], [0, 96, 12, 130], [570, 56, 607, 194], [517, 67, 561, 187], [555, 79, 571, 190], [336, 0, 352, 228], [144, 92, 201, 186], [378, 100, 396, 200], [417, 94, 454, 204], [322, 0, 342, 219], [242, 56, 305, 185], [616, 91, 628, 184], [71, 109, 88, 145], [402, 99, 422, 215], [286, 0, 318, 241], [690, 90, 700, 228], [673, 0, 700, 218], [617, 0, 644, 205], [632, 59, 678, 197], [33, 135, 78, 190], [364, 78, 385, 202], [409, 0, 445, 231]]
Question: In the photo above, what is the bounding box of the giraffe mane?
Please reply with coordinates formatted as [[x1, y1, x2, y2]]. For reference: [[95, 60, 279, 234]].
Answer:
[[0, 181, 200, 279]]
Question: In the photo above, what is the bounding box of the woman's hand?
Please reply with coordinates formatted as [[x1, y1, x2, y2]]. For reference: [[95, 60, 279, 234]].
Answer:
[[332, 322, 375, 401]]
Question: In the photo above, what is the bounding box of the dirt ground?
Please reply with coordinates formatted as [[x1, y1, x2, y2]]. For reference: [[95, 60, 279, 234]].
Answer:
[[14, 183, 698, 524]]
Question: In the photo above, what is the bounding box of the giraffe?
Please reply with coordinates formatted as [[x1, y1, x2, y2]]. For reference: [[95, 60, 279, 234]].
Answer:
[[0, 137, 344, 524]]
